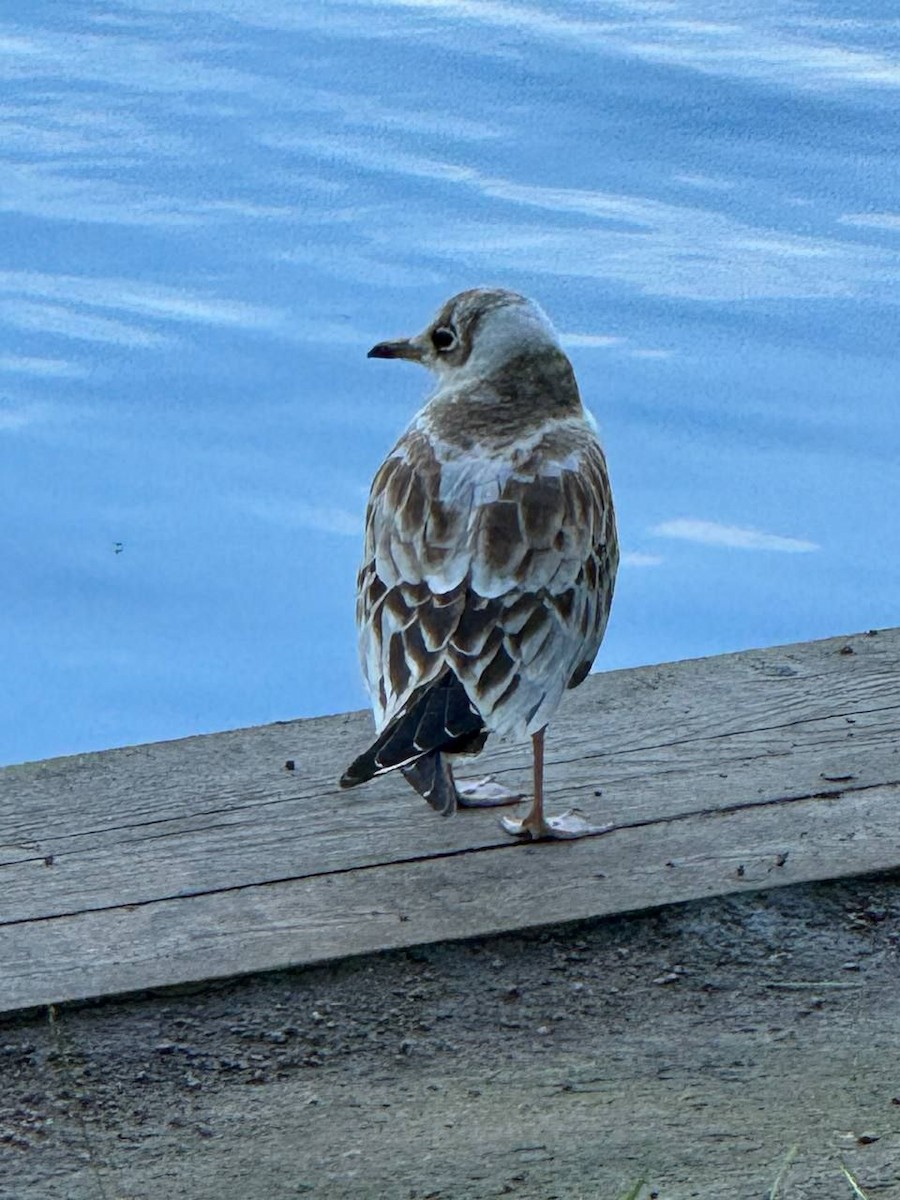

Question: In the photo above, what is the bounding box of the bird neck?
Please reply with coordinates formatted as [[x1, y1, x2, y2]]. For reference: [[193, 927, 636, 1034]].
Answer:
[[422, 347, 586, 449]]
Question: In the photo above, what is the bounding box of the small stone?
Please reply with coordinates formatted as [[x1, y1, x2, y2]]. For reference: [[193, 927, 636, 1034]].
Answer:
[[653, 972, 681, 985]]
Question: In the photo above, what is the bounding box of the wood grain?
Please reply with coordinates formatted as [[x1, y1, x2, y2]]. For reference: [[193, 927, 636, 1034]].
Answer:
[[1, 627, 898, 1013]]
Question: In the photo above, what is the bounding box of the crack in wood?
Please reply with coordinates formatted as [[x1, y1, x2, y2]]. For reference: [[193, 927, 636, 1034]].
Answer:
[[3, 778, 896, 932], [546, 701, 900, 767], [4, 702, 897, 863]]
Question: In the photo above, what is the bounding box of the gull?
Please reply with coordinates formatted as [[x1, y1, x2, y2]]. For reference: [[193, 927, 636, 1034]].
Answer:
[[339, 288, 618, 839]]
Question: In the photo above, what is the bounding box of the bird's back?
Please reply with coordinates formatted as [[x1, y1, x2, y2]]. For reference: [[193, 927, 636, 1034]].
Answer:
[[357, 396, 617, 741]]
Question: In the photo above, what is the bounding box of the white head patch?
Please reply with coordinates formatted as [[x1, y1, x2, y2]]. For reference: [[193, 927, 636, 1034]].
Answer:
[[440, 297, 560, 385]]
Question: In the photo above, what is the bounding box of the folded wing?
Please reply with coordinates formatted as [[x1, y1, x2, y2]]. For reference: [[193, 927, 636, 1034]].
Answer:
[[355, 422, 618, 753]]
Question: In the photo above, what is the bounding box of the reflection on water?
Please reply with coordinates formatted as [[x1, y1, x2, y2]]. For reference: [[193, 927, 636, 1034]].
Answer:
[[1, 0, 898, 761]]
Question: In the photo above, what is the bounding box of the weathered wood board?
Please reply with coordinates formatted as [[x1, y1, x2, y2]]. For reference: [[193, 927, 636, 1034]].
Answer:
[[1, 627, 898, 1014]]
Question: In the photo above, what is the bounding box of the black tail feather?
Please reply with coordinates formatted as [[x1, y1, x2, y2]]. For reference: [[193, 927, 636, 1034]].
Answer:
[[339, 671, 484, 797], [401, 753, 457, 816]]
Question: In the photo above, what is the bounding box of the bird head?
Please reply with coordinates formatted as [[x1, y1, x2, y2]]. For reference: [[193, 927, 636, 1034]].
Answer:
[[368, 288, 561, 382]]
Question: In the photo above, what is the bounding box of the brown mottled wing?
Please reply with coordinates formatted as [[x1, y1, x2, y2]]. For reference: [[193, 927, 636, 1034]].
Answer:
[[356, 429, 472, 730], [357, 424, 617, 740], [446, 435, 618, 738]]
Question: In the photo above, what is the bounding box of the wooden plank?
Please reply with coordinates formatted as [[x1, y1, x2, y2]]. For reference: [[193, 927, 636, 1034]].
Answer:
[[1, 627, 896, 915], [3, 781, 899, 1013], [1, 627, 898, 1012]]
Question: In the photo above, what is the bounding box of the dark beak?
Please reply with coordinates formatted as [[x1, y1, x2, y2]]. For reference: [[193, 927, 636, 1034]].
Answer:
[[367, 337, 423, 361]]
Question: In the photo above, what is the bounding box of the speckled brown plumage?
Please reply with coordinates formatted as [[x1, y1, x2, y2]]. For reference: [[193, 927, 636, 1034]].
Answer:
[[340, 288, 618, 838], [354, 425, 615, 734]]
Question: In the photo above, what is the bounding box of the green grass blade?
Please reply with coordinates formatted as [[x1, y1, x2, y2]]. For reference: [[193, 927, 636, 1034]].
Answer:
[[617, 1181, 646, 1200], [769, 1144, 799, 1199], [840, 1163, 871, 1200]]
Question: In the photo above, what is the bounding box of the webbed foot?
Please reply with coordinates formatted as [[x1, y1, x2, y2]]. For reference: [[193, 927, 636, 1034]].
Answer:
[[499, 807, 613, 841], [455, 776, 527, 808]]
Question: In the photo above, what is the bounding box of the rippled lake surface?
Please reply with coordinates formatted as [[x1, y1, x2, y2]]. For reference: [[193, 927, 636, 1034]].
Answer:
[[2, 1, 898, 763]]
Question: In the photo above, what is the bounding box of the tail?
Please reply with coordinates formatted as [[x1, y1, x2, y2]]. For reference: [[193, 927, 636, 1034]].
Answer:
[[400, 754, 460, 817], [340, 671, 485, 813]]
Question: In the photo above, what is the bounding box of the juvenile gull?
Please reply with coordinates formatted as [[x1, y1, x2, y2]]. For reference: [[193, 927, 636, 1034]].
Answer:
[[340, 288, 618, 839]]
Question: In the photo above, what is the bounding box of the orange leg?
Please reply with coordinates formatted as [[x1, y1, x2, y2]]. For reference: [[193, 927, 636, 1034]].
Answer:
[[527, 726, 546, 832], [500, 727, 611, 840]]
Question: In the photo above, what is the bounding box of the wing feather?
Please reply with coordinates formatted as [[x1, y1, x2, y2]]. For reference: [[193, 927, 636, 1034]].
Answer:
[[356, 420, 617, 738]]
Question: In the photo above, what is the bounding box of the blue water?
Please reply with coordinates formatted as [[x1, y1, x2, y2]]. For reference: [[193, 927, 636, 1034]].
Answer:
[[2, 1, 898, 764]]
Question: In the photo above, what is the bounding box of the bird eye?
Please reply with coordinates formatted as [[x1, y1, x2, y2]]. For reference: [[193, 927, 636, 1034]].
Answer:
[[431, 326, 458, 352]]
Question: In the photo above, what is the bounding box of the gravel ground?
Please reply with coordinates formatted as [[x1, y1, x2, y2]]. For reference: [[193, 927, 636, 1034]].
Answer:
[[2, 872, 900, 1200]]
